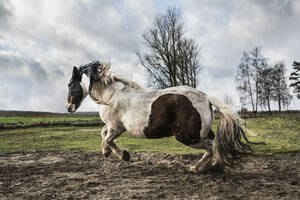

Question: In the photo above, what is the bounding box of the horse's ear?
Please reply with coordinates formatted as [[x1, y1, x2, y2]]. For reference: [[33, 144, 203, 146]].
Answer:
[[72, 66, 81, 80]]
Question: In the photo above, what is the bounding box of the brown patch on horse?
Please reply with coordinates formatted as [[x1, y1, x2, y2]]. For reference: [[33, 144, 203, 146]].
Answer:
[[143, 94, 202, 146]]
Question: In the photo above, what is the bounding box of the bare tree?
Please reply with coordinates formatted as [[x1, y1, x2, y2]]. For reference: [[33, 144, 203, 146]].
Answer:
[[289, 61, 300, 100], [235, 46, 267, 112], [257, 65, 274, 114], [272, 62, 292, 111], [236, 51, 255, 111], [137, 7, 200, 89], [257, 62, 292, 113], [249, 47, 268, 112]]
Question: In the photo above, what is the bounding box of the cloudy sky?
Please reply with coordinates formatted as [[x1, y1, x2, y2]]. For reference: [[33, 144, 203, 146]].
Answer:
[[0, 0, 299, 113]]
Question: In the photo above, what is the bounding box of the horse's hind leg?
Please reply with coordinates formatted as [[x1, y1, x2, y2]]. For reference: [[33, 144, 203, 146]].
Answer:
[[104, 126, 130, 161], [175, 137, 213, 173], [189, 130, 215, 173], [190, 147, 213, 173], [101, 125, 112, 158]]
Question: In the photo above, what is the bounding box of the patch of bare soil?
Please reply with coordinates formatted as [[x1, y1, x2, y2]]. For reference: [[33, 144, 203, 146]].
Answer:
[[0, 151, 299, 200]]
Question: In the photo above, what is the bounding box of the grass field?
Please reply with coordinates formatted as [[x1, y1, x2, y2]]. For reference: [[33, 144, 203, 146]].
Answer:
[[0, 113, 299, 155], [245, 114, 300, 154], [0, 117, 98, 124]]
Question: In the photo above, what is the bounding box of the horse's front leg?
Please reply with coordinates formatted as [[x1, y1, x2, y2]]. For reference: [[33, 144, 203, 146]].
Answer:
[[101, 125, 112, 158], [104, 126, 130, 161]]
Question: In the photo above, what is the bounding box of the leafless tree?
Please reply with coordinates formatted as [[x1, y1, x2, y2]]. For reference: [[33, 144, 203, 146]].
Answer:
[[236, 52, 255, 111], [137, 7, 201, 89], [256, 62, 292, 113], [257, 65, 274, 114], [235, 46, 267, 112], [249, 47, 268, 112], [289, 61, 300, 100], [272, 62, 292, 111]]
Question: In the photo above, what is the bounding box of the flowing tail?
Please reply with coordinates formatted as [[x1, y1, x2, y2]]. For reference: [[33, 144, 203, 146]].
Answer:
[[207, 96, 252, 168]]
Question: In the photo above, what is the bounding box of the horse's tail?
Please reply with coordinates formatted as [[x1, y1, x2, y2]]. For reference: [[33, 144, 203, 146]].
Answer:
[[207, 96, 252, 168]]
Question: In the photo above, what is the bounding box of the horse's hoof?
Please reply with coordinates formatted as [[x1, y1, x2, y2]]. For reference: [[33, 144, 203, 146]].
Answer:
[[211, 164, 225, 172], [121, 150, 130, 161], [188, 166, 198, 173], [103, 150, 111, 158], [189, 166, 211, 174]]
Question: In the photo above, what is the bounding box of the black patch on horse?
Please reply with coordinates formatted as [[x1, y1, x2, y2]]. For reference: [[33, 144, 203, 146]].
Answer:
[[78, 61, 102, 101], [143, 93, 202, 146]]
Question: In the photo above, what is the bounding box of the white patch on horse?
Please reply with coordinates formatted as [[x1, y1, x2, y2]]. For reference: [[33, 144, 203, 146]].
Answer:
[[80, 82, 88, 99]]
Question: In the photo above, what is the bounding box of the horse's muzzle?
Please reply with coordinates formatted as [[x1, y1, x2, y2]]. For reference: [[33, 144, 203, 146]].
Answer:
[[66, 103, 76, 113]]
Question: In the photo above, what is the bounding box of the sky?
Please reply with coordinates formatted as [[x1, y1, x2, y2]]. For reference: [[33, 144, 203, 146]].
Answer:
[[0, 0, 299, 113]]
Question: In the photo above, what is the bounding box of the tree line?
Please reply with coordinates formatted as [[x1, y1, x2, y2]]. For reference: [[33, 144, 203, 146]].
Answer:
[[235, 46, 297, 113]]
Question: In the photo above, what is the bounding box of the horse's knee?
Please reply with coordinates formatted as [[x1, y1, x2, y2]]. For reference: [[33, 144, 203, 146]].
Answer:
[[101, 125, 108, 137], [105, 136, 116, 147], [103, 128, 120, 147]]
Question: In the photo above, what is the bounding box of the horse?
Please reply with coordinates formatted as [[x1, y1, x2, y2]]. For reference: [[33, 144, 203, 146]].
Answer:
[[66, 61, 253, 173]]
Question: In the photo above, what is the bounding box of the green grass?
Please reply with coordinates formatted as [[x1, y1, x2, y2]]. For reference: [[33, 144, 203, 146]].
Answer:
[[0, 126, 202, 154], [115, 133, 203, 154], [0, 114, 299, 155], [0, 127, 102, 152], [244, 114, 300, 154], [0, 117, 98, 124]]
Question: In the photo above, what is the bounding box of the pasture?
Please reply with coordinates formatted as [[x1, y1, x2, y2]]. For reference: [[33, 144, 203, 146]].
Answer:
[[0, 112, 300, 199]]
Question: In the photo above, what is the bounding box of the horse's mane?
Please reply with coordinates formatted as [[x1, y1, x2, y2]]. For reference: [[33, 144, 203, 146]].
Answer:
[[113, 76, 143, 90], [78, 60, 143, 101]]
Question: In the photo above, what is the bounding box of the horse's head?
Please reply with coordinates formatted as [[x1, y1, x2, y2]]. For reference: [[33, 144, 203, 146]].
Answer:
[[66, 61, 113, 111], [66, 66, 86, 113]]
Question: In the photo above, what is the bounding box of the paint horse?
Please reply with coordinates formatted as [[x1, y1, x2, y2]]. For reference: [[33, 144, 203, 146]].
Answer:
[[66, 61, 253, 173]]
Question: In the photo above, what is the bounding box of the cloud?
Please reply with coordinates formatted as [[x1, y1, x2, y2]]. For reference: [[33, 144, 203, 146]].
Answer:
[[0, 0, 299, 112], [0, 0, 12, 25], [0, 51, 48, 81], [0, 0, 158, 112], [179, 0, 300, 108]]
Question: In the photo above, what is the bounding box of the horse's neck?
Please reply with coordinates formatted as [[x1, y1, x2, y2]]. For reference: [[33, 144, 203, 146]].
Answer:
[[92, 80, 133, 105]]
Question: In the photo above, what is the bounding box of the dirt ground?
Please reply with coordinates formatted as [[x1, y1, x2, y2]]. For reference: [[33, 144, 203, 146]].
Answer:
[[0, 151, 299, 200]]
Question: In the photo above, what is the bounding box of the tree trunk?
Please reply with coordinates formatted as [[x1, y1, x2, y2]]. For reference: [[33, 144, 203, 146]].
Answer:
[[278, 96, 281, 112], [247, 71, 255, 112], [267, 98, 272, 115]]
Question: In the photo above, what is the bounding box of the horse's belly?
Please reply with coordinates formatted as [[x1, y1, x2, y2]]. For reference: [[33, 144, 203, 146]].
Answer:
[[121, 108, 152, 138]]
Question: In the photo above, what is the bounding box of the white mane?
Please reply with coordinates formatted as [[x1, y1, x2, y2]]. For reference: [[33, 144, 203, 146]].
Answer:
[[112, 76, 144, 90], [95, 62, 143, 90]]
